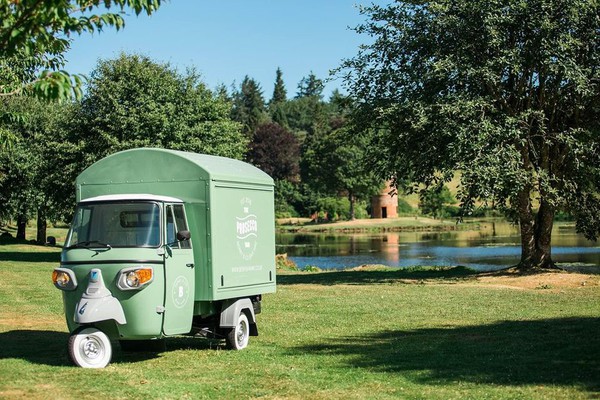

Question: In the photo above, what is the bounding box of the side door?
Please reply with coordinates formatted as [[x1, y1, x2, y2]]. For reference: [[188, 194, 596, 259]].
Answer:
[[162, 203, 195, 335]]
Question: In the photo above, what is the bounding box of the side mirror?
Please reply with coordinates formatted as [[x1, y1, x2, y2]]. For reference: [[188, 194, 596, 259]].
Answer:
[[176, 230, 191, 242]]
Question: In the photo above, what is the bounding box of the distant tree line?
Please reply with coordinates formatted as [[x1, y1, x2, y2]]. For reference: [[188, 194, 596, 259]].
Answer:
[[227, 68, 383, 222], [0, 0, 458, 244], [0, 53, 391, 243]]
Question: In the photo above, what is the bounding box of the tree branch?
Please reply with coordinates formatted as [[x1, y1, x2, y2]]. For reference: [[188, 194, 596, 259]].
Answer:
[[0, 0, 45, 51]]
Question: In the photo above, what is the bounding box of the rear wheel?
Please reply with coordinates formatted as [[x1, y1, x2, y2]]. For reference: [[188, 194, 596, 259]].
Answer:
[[68, 327, 112, 368], [225, 312, 249, 350]]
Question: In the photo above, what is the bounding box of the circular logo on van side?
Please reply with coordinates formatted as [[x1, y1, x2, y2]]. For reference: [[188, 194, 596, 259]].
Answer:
[[236, 197, 258, 261], [172, 275, 190, 309]]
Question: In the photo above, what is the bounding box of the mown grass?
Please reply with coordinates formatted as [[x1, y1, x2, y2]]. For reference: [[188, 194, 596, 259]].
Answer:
[[1, 243, 599, 399]]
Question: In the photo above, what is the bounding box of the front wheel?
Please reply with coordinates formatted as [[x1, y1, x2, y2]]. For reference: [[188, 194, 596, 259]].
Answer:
[[225, 313, 250, 350], [68, 327, 112, 368]]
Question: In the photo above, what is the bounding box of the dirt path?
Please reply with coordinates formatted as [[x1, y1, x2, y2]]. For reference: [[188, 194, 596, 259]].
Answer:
[[468, 268, 600, 290]]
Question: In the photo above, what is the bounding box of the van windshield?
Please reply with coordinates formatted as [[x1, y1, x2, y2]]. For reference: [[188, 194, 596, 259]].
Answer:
[[65, 202, 161, 248]]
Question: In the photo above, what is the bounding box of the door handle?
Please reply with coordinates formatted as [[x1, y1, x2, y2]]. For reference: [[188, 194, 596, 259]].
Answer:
[[186, 263, 194, 269]]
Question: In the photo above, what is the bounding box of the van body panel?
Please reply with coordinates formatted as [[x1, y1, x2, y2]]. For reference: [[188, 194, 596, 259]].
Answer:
[[60, 148, 275, 341]]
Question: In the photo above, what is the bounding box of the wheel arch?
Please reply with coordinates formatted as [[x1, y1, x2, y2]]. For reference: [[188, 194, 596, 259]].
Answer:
[[219, 298, 256, 328]]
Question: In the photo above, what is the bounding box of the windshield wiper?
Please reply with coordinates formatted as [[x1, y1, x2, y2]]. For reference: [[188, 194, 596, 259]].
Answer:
[[66, 240, 112, 250]]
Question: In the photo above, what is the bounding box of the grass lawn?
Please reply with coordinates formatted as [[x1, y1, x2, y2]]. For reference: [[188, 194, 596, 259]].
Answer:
[[0, 244, 599, 399]]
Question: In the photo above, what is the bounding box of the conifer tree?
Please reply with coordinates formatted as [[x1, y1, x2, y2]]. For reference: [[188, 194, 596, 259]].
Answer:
[[269, 68, 288, 128], [270, 67, 287, 105], [231, 76, 267, 135], [296, 72, 324, 99]]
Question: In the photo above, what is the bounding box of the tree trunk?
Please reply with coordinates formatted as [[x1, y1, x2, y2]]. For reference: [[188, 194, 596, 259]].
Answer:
[[16, 214, 27, 241], [37, 206, 47, 245], [517, 189, 557, 270], [517, 188, 537, 269], [533, 199, 556, 269], [348, 192, 356, 220]]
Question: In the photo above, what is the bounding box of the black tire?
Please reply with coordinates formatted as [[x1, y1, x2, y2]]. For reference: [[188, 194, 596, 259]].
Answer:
[[225, 312, 250, 350], [119, 339, 166, 352], [68, 327, 112, 368]]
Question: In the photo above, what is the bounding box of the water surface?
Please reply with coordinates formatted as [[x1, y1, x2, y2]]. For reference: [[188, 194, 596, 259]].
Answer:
[[276, 221, 600, 271]]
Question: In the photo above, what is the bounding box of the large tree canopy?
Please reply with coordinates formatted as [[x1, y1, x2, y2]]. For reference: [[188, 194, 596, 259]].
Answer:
[[342, 0, 600, 269], [74, 53, 247, 163]]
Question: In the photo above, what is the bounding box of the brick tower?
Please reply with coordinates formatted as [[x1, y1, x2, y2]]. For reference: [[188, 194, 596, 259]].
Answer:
[[371, 181, 397, 219]]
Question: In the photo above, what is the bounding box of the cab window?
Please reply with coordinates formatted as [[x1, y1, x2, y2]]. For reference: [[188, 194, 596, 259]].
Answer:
[[166, 204, 191, 249], [66, 202, 160, 248]]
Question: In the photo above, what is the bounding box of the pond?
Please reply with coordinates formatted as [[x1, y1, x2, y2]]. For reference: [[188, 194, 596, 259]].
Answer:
[[276, 220, 600, 271]]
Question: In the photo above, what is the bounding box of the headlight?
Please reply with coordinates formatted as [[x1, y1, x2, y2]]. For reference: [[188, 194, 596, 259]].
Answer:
[[52, 268, 77, 291], [117, 267, 153, 290]]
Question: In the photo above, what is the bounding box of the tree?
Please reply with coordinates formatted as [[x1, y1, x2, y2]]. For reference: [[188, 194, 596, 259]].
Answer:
[[0, 142, 37, 240], [342, 0, 600, 269], [214, 83, 232, 103], [270, 67, 287, 105], [6, 52, 246, 239], [327, 89, 354, 130], [279, 96, 325, 141], [269, 68, 289, 128], [420, 185, 456, 219], [231, 76, 267, 136], [0, 0, 161, 100], [273, 179, 305, 217], [302, 127, 382, 220], [75, 53, 246, 163], [0, 97, 76, 242], [247, 122, 300, 181], [328, 89, 353, 114], [0, 0, 162, 149], [296, 72, 324, 99]]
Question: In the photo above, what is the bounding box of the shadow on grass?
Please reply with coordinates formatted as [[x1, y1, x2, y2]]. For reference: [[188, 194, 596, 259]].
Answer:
[[0, 330, 70, 366], [278, 266, 477, 286], [166, 336, 224, 351], [111, 336, 222, 364], [0, 251, 60, 263], [0, 330, 223, 367], [291, 317, 600, 392]]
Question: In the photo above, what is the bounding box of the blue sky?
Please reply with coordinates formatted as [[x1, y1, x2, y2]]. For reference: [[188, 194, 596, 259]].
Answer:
[[65, 1, 387, 100]]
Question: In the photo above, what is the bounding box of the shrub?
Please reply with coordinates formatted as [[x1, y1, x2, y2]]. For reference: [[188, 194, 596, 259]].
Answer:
[[275, 254, 297, 270]]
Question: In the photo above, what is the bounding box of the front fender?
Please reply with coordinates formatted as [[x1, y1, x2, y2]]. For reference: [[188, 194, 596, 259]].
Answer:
[[74, 295, 126, 325], [73, 268, 127, 325]]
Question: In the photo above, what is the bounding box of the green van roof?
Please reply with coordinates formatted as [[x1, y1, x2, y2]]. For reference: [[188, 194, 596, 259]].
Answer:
[[77, 148, 273, 187]]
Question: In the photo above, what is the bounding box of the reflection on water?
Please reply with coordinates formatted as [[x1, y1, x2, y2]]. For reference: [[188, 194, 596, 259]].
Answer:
[[276, 221, 600, 271]]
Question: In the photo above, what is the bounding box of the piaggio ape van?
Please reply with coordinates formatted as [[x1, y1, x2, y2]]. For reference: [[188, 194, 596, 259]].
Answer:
[[52, 148, 276, 368]]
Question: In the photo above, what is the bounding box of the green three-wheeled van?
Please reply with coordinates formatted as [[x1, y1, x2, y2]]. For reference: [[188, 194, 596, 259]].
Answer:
[[52, 148, 276, 368]]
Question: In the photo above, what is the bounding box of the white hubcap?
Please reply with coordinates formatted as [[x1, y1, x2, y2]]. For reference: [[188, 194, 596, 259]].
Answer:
[[83, 337, 102, 359]]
